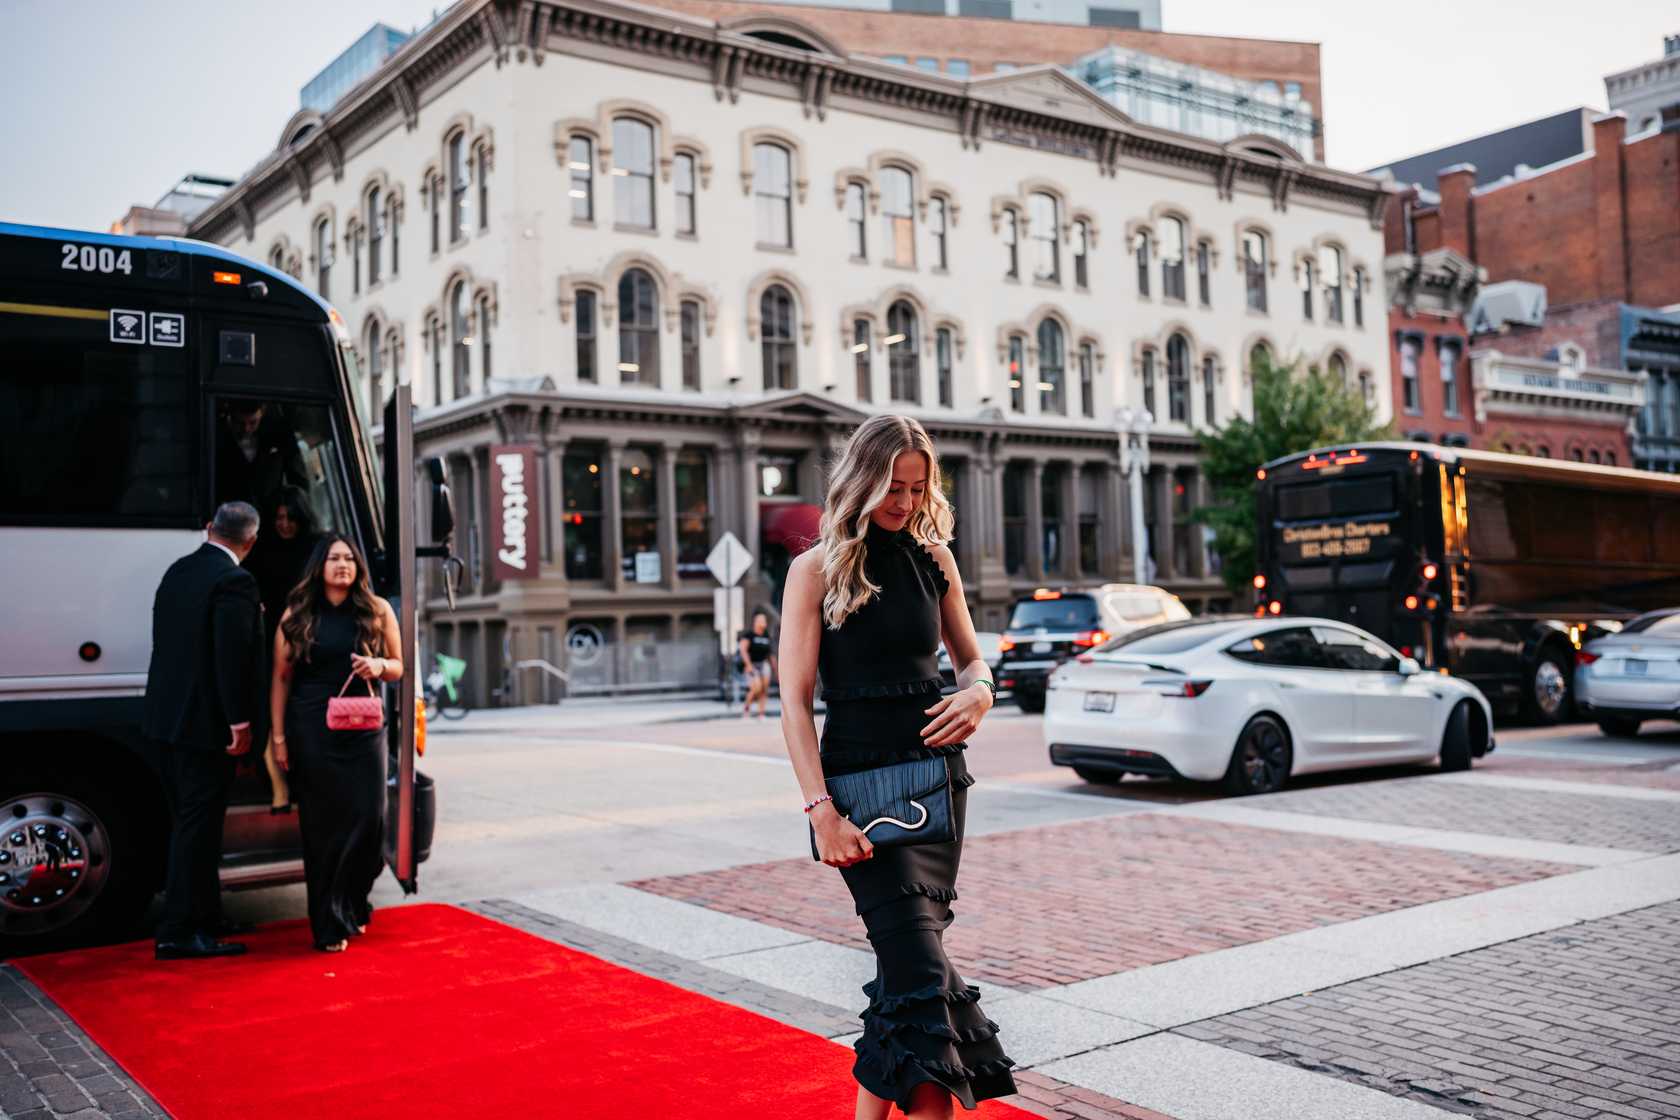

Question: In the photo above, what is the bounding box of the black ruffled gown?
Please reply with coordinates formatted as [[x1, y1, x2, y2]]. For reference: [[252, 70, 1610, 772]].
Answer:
[[817, 519, 1017, 1112], [283, 599, 387, 948]]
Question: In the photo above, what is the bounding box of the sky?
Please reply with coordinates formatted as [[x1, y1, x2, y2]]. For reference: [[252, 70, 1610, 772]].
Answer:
[[0, 0, 1672, 230]]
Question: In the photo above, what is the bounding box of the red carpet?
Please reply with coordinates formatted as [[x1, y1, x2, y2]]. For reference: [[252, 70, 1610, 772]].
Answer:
[[16, 903, 1039, 1119]]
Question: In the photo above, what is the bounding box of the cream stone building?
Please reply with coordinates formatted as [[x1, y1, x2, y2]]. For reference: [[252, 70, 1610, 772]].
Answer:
[[190, 0, 1391, 704]]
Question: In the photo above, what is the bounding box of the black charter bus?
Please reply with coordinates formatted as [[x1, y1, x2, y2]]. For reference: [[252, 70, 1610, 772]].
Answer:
[[0, 222, 454, 947], [1254, 443, 1680, 723]]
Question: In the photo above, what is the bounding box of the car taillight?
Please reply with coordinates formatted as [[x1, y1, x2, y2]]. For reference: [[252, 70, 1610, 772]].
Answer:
[[1072, 629, 1109, 647], [1146, 679, 1214, 698], [1575, 651, 1600, 665]]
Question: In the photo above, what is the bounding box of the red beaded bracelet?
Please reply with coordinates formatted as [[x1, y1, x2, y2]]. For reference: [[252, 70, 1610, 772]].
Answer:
[[803, 793, 834, 814]]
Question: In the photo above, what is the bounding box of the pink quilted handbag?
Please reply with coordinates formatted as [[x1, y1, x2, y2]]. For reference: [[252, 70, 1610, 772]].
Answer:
[[326, 671, 385, 731]]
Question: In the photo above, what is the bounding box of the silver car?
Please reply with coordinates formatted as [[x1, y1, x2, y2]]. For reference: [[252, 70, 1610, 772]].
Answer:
[[1574, 609, 1680, 737]]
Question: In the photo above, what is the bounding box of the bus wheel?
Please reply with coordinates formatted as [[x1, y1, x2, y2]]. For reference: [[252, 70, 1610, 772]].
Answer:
[[1440, 701, 1474, 771], [0, 774, 151, 948], [1522, 650, 1572, 725], [1222, 715, 1292, 796]]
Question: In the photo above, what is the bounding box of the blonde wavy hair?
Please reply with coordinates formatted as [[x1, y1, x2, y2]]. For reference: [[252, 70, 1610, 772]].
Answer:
[[819, 414, 955, 629]]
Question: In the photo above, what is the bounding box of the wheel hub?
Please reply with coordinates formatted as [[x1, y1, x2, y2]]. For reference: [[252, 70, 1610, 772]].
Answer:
[[1, 795, 110, 931], [1534, 660, 1567, 716]]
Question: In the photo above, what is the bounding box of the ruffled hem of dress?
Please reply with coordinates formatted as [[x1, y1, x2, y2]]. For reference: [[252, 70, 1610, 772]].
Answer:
[[821, 675, 946, 702], [852, 1013, 1017, 1112], [861, 978, 981, 1014]]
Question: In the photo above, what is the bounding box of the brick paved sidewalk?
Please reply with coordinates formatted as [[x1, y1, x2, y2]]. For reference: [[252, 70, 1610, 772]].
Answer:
[[1178, 900, 1680, 1120], [0, 965, 164, 1119], [632, 813, 1569, 990]]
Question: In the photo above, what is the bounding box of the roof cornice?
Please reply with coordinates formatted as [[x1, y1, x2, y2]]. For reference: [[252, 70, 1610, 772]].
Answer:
[[190, 0, 1387, 243]]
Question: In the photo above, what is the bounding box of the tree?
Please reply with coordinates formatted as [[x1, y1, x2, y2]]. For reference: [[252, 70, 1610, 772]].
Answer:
[[1194, 354, 1392, 598]]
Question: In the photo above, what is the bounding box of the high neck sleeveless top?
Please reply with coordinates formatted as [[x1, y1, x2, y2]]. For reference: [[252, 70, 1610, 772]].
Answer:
[[817, 519, 969, 779]]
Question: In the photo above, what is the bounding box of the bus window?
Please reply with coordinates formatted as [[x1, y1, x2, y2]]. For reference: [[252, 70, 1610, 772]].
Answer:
[[0, 302, 193, 524], [214, 397, 354, 539]]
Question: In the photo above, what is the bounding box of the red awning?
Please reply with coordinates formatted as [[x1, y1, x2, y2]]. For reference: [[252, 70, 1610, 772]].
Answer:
[[760, 502, 823, 555]]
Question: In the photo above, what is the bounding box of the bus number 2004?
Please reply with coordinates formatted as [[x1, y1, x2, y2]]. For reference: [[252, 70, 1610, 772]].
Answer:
[[60, 243, 133, 276]]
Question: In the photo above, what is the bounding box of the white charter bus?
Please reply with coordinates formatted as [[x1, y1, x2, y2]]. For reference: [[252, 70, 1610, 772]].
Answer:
[[0, 222, 450, 947]]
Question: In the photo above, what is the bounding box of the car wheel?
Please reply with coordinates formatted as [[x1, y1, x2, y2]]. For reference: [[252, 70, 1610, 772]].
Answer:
[[1597, 717, 1642, 738], [1016, 689, 1045, 714], [1072, 767, 1121, 785], [1222, 715, 1292, 796], [1521, 648, 1572, 725], [1440, 700, 1474, 772]]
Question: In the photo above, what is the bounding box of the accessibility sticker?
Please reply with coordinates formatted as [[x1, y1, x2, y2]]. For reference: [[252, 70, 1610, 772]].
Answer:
[[110, 308, 146, 344], [150, 312, 184, 347]]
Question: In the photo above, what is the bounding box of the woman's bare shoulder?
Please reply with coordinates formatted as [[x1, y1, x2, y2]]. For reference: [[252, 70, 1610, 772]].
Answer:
[[787, 545, 826, 588]]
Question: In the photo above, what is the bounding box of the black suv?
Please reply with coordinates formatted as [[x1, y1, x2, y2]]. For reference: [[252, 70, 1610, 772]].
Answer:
[[997, 585, 1189, 712]]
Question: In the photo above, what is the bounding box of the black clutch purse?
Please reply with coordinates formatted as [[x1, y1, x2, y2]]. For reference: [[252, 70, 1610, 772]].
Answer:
[[809, 755, 953, 861]]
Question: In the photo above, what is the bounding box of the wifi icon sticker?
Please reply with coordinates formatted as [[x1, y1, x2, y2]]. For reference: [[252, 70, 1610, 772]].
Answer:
[[110, 308, 146, 344]]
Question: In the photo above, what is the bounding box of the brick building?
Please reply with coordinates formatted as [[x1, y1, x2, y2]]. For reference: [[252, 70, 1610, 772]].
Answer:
[[1378, 108, 1678, 466]]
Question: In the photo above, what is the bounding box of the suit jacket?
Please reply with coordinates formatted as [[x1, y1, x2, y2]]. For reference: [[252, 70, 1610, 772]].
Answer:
[[142, 543, 266, 750]]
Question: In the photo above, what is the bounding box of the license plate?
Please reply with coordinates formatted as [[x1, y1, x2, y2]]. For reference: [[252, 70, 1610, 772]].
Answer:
[[1083, 691, 1115, 712], [1626, 659, 1647, 676], [1032, 640, 1052, 653]]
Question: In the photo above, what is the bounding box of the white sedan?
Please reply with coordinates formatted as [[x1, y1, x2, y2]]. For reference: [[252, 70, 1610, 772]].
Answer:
[[1043, 617, 1495, 795]]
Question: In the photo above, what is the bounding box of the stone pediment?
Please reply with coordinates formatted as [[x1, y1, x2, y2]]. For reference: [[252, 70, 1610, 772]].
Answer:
[[730, 390, 867, 426], [967, 66, 1131, 131]]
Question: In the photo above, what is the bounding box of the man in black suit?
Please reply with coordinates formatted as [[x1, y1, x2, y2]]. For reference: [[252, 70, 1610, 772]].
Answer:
[[142, 501, 265, 959]]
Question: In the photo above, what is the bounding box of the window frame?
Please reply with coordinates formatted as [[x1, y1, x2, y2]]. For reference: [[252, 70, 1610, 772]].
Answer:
[[753, 143, 794, 249], [674, 151, 698, 237], [1029, 191, 1060, 284], [569, 135, 595, 223], [612, 116, 658, 232]]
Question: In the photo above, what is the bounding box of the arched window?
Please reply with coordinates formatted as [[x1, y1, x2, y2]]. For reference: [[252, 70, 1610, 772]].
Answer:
[[1248, 341, 1272, 376], [1134, 229, 1151, 297], [575, 290, 598, 383], [1320, 244, 1344, 324], [568, 136, 594, 221], [1073, 219, 1091, 288], [1166, 333, 1190, 422], [1202, 355, 1217, 426], [447, 130, 470, 242], [428, 169, 442, 253], [364, 319, 384, 419], [1243, 230, 1268, 313], [476, 292, 494, 383], [475, 140, 491, 232], [428, 314, 445, 404], [613, 117, 656, 229], [853, 318, 872, 402], [761, 285, 797, 390], [366, 187, 383, 287], [680, 299, 702, 390], [845, 181, 867, 260], [1327, 350, 1348, 387], [930, 197, 949, 271], [1357, 367, 1371, 406], [753, 143, 792, 248], [881, 167, 915, 268], [1352, 265, 1366, 328], [1030, 192, 1059, 283], [936, 327, 954, 407], [887, 300, 920, 404], [1300, 256, 1316, 321], [1007, 334, 1026, 412], [1037, 319, 1066, 415], [1002, 209, 1019, 280], [1196, 240, 1212, 306], [314, 216, 332, 300], [674, 152, 697, 236], [1141, 347, 1157, 417], [1079, 341, 1095, 418], [1159, 216, 1186, 301], [449, 280, 470, 399], [269, 244, 285, 270], [617, 268, 660, 387]]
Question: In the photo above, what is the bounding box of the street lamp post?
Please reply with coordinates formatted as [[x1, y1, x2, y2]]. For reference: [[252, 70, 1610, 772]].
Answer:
[[1114, 406, 1153, 586]]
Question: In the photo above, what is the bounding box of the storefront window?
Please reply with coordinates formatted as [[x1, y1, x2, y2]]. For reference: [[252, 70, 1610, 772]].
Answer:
[[620, 446, 658, 581], [676, 451, 712, 578], [562, 448, 604, 580]]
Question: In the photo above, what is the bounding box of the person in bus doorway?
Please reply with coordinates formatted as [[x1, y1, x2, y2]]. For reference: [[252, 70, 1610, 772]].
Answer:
[[269, 536, 402, 952], [215, 400, 305, 510], [247, 486, 320, 814], [142, 501, 265, 960], [738, 610, 776, 719]]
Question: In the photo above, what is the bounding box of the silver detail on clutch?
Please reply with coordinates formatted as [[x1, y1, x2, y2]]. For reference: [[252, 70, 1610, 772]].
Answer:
[[857, 799, 928, 836]]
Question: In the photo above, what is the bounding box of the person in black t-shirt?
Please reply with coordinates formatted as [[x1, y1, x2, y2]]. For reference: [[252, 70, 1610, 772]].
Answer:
[[737, 610, 775, 720]]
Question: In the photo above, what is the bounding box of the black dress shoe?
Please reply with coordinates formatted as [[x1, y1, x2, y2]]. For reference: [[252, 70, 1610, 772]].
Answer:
[[155, 933, 248, 960]]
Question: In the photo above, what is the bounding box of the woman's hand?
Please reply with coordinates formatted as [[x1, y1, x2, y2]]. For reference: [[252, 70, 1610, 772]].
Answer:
[[271, 734, 289, 772], [350, 653, 383, 681], [920, 682, 993, 748], [810, 803, 874, 867]]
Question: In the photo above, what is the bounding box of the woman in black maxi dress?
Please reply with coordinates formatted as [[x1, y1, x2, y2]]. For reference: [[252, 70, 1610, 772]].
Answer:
[[269, 536, 402, 951], [779, 414, 1016, 1118]]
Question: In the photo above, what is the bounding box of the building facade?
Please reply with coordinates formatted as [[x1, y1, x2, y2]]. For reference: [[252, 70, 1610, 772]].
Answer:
[[727, 0, 1163, 32], [188, 0, 1387, 704], [1605, 34, 1680, 136]]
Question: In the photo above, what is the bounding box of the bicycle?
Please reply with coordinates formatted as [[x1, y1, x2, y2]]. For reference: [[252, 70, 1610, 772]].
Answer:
[[423, 652, 468, 720]]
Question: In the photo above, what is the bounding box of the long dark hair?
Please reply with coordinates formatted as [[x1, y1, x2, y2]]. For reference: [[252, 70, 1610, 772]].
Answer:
[[279, 535, 385, 662], [266, 484, 318, 541]]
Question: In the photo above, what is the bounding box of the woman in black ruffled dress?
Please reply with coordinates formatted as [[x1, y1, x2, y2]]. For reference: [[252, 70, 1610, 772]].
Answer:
[[778, 414, 1017, 1119]]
